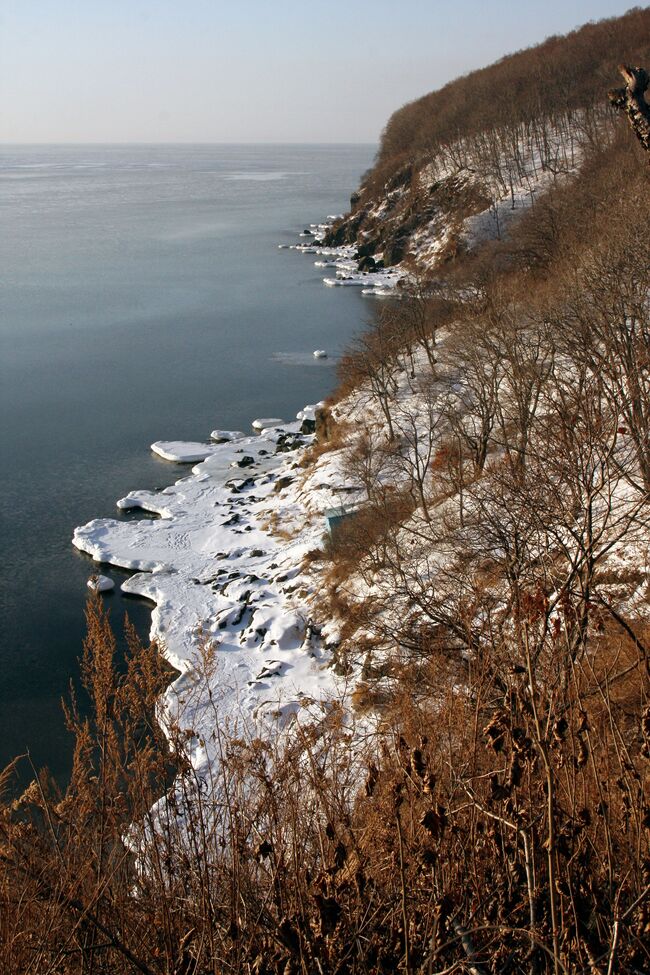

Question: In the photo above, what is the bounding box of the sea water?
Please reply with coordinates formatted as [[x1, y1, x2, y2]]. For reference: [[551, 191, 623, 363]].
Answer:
[[0, 144, 374, 781]]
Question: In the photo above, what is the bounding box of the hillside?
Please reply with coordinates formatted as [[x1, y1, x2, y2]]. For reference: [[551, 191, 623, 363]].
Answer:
[[278, 9, 650, 970], [320, 6, 650, 280], [2, 11, 649, 974]]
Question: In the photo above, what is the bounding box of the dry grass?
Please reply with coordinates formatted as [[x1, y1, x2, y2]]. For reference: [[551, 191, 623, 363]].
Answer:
[[0, 590, 647, 974]]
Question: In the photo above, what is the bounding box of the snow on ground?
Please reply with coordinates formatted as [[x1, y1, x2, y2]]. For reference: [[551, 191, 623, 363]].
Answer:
[[73, 419, 349, 782]]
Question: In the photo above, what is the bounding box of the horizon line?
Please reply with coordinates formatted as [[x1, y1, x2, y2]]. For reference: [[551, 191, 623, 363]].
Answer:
[[0, 140, 379, 148]]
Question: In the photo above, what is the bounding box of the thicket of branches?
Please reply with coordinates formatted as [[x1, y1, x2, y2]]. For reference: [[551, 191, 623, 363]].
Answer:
[[318, 117, 650, 971], [1, 580, 646, 975]]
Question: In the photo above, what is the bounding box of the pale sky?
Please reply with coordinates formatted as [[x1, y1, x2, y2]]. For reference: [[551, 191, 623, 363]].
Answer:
[[0, 1, 642, 143]]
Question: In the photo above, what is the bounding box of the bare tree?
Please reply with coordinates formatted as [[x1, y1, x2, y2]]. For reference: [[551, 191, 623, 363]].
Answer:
[[487, 298, 555, 466], [341, 315, 402, 441], [443, 312, 504, 473], [561, 222, 650, 491], [390, 377, 446, 522]]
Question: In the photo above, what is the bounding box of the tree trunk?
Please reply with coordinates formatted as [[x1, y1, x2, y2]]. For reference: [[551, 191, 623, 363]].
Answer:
[[608, 65, 650, 156]]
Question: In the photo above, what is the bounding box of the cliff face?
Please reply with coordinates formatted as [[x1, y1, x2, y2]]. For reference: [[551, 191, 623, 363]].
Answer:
[[322, 6, 650, 279], [324, 163, 492, 271]]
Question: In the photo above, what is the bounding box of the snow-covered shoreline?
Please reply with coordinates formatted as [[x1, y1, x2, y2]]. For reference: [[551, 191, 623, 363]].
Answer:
[[71, 210, 387, 781], [72, 408, 351, 778], [279, 217, 405, 296]]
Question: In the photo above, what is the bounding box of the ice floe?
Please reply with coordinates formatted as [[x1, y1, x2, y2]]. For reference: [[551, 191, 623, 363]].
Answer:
[[251, 417, 284, 431], [87, 574, 115, 593], [151, 441, 222, 463], [210, 429, 246, 443], [296, 403, 323, 422]]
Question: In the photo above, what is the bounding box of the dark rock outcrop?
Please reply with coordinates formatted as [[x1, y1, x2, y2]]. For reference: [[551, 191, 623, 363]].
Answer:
[[315, 406, 335, 443], [357, 255, 377, 272]]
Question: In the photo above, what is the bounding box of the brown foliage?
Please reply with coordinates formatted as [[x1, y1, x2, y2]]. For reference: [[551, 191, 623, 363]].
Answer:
[[1, 594, 647, 973]]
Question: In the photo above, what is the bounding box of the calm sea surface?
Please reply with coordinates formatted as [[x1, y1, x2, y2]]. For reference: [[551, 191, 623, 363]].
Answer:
[[0, 144, 374, 782]]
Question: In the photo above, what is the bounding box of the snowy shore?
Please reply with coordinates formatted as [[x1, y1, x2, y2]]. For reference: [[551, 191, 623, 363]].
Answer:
[[73, 409, 349, 780], [71, 213, 389, 783], [279, 218, 405, 296]]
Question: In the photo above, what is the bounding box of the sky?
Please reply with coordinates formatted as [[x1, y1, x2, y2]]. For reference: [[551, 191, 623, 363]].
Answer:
[[0, 1, 642, 143]]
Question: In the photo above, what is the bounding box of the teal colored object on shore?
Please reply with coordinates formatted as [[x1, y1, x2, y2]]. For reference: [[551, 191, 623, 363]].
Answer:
[[324, 503, 364, 537]]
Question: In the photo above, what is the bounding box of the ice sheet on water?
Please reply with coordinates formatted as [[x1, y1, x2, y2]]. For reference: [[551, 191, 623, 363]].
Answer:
[[87, 574, 114, 593], [151, 441, 222, 463], [251, 417, 284, 431], [223, 171, 305, 182]]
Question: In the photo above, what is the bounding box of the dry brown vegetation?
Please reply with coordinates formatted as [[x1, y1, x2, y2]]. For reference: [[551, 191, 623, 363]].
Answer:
[[0, 593, 647, 973], [2, 15, 650, 975], [307, 46, 650, 973]]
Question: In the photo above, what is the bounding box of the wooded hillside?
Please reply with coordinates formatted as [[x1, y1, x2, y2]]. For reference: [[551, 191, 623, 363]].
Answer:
[[321, 7, 650, 276], [378, 7, 650, 168]]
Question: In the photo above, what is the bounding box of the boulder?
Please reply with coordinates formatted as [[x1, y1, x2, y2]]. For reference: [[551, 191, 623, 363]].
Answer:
[[226, 476, 256, 493], [322, 211, 365, 247], [383, 233, 409, 266], [357, 255, 377, 272], [356, 240, 380, 258], [315, 406, 335, 443], [274, 475, 295, 493]]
